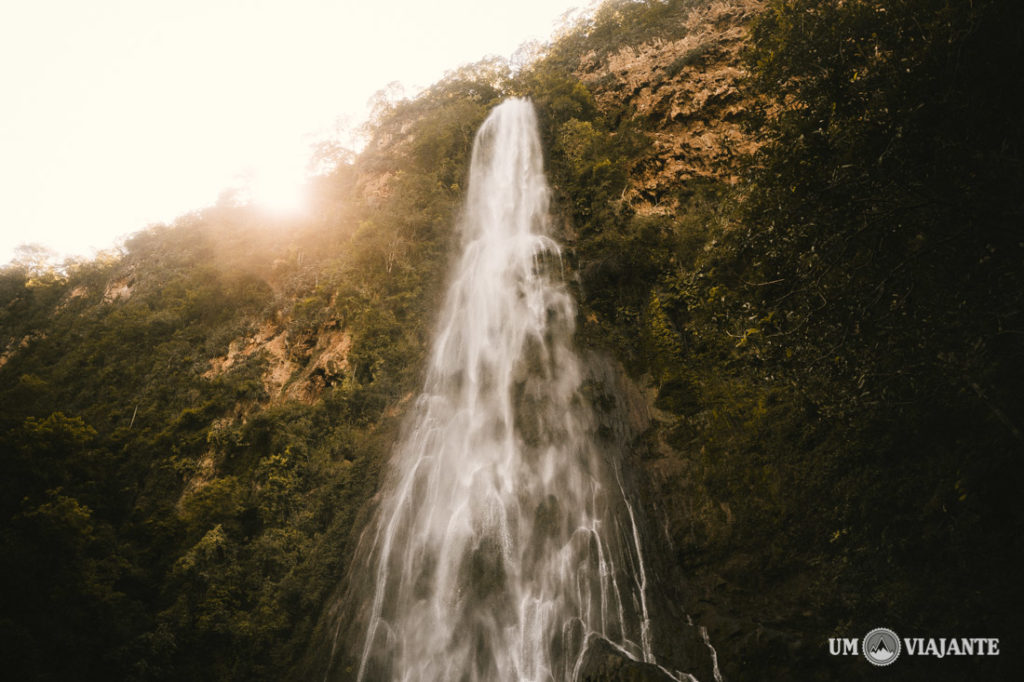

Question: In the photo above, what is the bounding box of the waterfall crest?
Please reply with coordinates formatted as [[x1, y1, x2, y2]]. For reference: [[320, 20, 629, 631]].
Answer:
[[341, 99, 680, 682]]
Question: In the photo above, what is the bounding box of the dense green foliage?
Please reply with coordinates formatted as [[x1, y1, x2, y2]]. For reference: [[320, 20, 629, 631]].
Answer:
[[531, 1, 1023, 678], [700, 0, 1024, 631], [1, 1, 1021, 680], [0, 67, 504, 679]]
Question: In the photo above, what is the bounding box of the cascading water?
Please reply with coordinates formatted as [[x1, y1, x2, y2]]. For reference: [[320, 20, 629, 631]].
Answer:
[[331, 99, 700, 682]]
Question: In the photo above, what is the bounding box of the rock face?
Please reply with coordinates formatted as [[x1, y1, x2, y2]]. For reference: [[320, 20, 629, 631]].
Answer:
[[577, 637, 678, 682], [569, 4, 771, 679], [102, 270, 136, 302], [578, 0, 764, 214], [204, 321, 351, 404]]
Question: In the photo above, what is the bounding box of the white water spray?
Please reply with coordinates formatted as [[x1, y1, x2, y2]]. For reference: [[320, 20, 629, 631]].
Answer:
[[346, 99, 678, 682]]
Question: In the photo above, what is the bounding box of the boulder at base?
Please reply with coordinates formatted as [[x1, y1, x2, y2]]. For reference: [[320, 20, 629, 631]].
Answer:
[[577, 636, 680, 682]]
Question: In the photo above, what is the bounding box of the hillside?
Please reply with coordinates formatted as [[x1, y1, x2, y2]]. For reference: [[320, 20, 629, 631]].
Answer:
[[2, 1, 1022, 680]]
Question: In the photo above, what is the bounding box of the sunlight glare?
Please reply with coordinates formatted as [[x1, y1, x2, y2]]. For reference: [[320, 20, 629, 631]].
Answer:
[[244, 147, 310, 216], [0, 0, 589, 263]]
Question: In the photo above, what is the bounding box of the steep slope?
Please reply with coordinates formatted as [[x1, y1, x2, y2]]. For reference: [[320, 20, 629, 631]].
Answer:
[[0, 89, 483, 679], [535, 1, 1024, 680], [579, 0, 763, 203]]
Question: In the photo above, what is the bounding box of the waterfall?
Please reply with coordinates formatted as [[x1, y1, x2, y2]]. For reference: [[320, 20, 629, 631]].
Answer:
[[338, 99, 685, 682]]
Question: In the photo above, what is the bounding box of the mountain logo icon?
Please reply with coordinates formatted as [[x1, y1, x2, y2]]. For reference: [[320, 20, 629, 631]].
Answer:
[[863, 627, 901, 666]]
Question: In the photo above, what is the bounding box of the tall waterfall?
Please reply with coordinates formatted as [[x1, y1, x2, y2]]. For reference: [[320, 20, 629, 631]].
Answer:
[[338, 99, 686, 682]]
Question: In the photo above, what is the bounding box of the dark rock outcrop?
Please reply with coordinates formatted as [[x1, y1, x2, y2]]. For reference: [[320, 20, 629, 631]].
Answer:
[[577, 637, 677, 682]]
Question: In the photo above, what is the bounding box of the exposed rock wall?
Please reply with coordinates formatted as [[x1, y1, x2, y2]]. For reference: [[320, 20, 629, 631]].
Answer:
[[204, 321, 352, 405], [579, 0, 764, 213]]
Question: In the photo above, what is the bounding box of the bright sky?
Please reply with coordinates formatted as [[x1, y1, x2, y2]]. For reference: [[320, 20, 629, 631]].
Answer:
[[0, 0, 590, 266]]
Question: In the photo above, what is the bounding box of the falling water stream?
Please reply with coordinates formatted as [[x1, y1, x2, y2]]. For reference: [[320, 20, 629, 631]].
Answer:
[[332, 99, 708, 682]]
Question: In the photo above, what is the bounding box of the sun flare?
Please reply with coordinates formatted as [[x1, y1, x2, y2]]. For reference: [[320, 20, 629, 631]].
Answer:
[[247, 164, 309, 216], [0, 0, 587, 263]]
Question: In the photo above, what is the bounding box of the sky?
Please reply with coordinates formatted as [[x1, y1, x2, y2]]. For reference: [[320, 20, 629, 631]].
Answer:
[[0, 0, 590, 266]]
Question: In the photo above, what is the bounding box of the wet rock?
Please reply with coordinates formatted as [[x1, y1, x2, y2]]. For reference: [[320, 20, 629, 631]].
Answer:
[[577, 637, 678, 682]]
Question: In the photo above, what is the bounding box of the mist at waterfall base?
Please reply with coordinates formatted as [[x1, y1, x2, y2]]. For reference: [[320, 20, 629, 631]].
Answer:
[[321, 99, 719, 682]]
